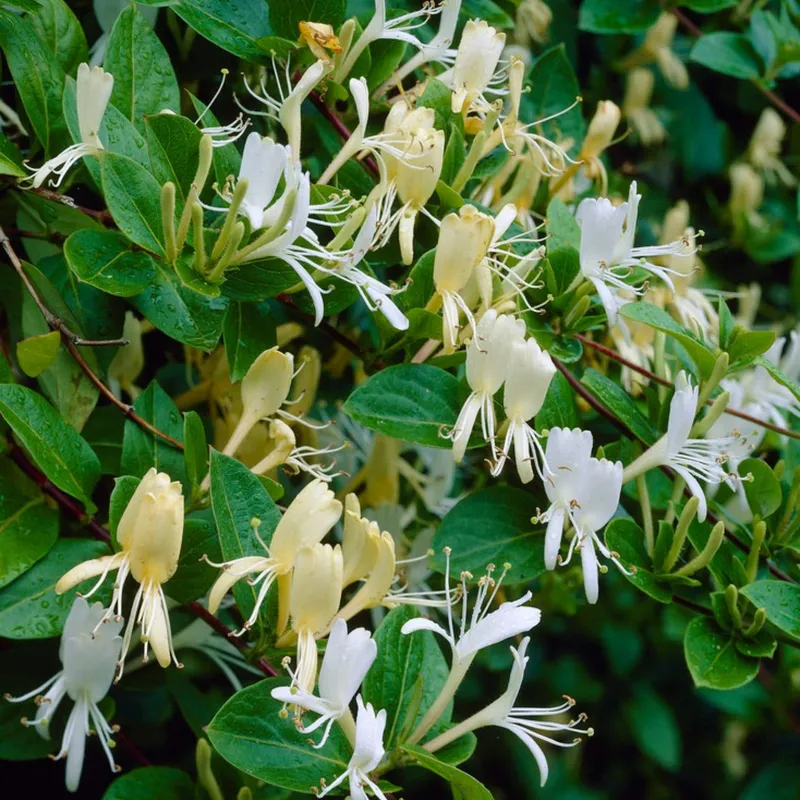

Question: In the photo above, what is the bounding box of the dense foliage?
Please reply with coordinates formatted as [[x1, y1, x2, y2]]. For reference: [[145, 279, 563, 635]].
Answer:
[[1, 1, 800, 798]]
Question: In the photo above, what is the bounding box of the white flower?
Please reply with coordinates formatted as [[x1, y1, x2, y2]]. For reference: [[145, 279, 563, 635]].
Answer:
[[747, 108, 796, 186], [318, 696, 388, 800], [5, 598, 123, 792], [450, 20, 507, 113], [26, 63, 113, 188], [538, 428, 624, 603], [576, 181, 695, 324], [492, 337, 556, 483], [271, 618, 377, 748], [423, 638, 592, 787], [444, 310, 526, 462], [622, 372, 743, 521]]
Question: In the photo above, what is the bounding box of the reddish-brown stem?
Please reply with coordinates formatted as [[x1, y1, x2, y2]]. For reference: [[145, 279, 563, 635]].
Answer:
[[29, 186, 116, 226], [672, 595, 712, 615], [1, 226, 184, 450], [573, 333, 800, 441], [671, 7, 800, 125], [554, 358, 797, 584]]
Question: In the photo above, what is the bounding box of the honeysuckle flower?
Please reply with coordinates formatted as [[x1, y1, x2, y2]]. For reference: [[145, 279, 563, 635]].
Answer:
[[747, 108, 796, 186], [207, 479, 342, 635], [277, 542, 343, 693], [271, 618, 377, 748], [433, 205, 495, 352], [25, 63, 113, 188], [576, 100, 621, 195], [492, 337, 556, 483], [299, 21, 342, 62], [91, 0, 157, 65], [334, 0, 444, 82], [729, 162, 765, 231], [108, 311, 145, 400], [515, 0, 553, 46], [317, 696, 387, 800], [55, 469, 184, 675], [443, 310, 526, 462], [423, 638, 592, 786], [239, 57, 331, 161], [5, 598, 123, 792], [576, 180, 695, 325], [622, 68, 665, 147], [342, 494, 383, 588], [401, 555, 541, 744], [537, 427, 624, 603], [450, 19, 507, 113], [620, 12, 688, 89], [622, 372, 740, 522]]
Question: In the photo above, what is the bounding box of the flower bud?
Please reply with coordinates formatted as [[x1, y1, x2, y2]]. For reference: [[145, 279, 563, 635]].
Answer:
[[120, 468, 184, 585], [451, 20, 506, 113], [77, 63, 113, 149], [434, 205, 495, 295], [342, 494, 382, 587], [516, 0, 553, 46], [729, 163, 764, 221], [580, 100, 621, 161], [289, 543, 344, 635], [240, 347, 294, 422]]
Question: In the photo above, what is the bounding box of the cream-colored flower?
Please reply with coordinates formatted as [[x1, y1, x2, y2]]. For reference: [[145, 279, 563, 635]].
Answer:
[[451, 20, 507, 113], [623, 68, 665, 147]]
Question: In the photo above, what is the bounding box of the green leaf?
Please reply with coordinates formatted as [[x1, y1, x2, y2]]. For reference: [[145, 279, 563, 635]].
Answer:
[[625, 687, 681, 771], [0, 385, 100, 510], [0, 132, 26, 178], [109, 475, 139, 546], [418, 78, 464, 135], [752, 356, 800, 406], [16, 331, 60, 378], [683, 617, 760, 690], [535, 371, 578, 433], [0, 539, 111, 639], [401, 744, 493, 800], [523, 46, 585, 153], [399, 249, 435, 312], [64, 229, 157, 297], [145, 113, 204, 204], [183, 411, 208, 492], [168, 515, 221, 603], [102, 767, 195, 800], [728, 329, 776, 365], [687, 518, 748, 588], [545, 246, 580, 298], [362, 606, 451, 750], [82, 406, 125, 475], [131, 260, 228, 350], [740, 581, 800, 641], [188, 91, 242, 186], [101, 152, 167, 256], [223, 301, 277, 383], [682, 0, 737, 10], [432, 487, 547, 585], [342, 364, 463, 449], [691, 32, 763, 79], [604, 518, 673, 603], [0, 460, 59, 589], [121, 381, 186, 487], [208, 450, 281, 621], [739, 457, 782, 519], [619, 302, 716, 377], [105, 5, 180, 131], [735, 630, 777, 659], [580, 368, 660, 445], [173, 0, 274, 60], [207, 677, 352, 792], [579, 0, 660, 33], [269, 0, 346, 39], [221, 258, 300, 302], [546, 198, 581, 252], [30, 0, 87, 75], [0, 10, 68, 155]]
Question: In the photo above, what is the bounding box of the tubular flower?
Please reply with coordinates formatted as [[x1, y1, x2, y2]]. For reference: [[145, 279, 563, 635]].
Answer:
[[206, 479, 342, 635], [278, 543, 344, 693], [492, 337, 556, 483], [537, 428, 624, 603], [5, 598, 123, 793], [576, 180, 696, 325], [622, 68, 665, 147], [342, 494, 383, 588], [271, 618, 377, 748], [25, 63, 113, 188], [443, 310, 526, 462], [729, 162, 765, 232], [746, 108, 796, 186], [423, 638, 592, 786], [576, 100, 621, 195], [622, 372, 744, 521], [55, 469, 184, 674], [516, 0, 553, 46], [450, 19, 507, 114], [621, 12, 688, 89], [317, 696, 388, 800], [433, 205, 496, 352]]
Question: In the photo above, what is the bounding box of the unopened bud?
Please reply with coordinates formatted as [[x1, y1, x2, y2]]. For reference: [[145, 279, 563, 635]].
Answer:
[[580, 100, 621, 161]]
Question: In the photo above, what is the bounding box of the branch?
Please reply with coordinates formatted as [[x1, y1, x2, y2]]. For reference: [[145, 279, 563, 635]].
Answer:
[[29, 186, 116, 226], [671, 7, 800, 125], [0, 226, 184, 451], [573, 333, 800, 441]]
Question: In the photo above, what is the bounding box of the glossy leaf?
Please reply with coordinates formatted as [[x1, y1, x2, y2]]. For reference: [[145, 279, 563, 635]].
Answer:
[[684, 617, 760, 690], [605, 518, 673, 603], [223, 301, 277, 383], [740, 581, 800, 641]]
